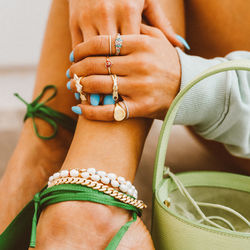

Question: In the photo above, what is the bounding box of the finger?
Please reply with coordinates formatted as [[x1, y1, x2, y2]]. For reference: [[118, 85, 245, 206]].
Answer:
[[118, 0, 143, 34], [140, 24, 166, 39], [80, 102, 115, 121], [79, 100, 132, 121], [70, 75, 131, 95], [73, 35, 139, 62], [97, 19, 118, 36], [120, 18, 140, 35], [93, 2, 117, 35], [69, 56, 130, 77], [70, 26, 83, 48], [120, 14, 141, 35], [73, 97, 139, 120], [69, 14, 83, 48], [80, 26, 99, 42], [143, 0, 183, 48]]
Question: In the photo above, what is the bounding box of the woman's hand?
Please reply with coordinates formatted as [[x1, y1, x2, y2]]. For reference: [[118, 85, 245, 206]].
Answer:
[[68, 0, 183, 48], [67, 24, 181, 121]]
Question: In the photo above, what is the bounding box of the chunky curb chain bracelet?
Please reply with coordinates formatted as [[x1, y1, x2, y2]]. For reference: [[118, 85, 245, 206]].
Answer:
[[48, 176, 147, 210]]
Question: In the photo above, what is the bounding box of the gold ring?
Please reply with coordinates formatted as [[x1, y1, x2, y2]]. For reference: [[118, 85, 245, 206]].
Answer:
[[74, 74, 87, 101], [121, 100, 129, 119], [105, 57, 112, 75], [108, 35, 112, 56], [114, 103, 126, 121], [111, 74, 119, 102]]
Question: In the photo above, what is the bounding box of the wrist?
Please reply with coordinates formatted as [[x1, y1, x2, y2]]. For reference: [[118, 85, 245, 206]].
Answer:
[[164, 47, 182, 111]]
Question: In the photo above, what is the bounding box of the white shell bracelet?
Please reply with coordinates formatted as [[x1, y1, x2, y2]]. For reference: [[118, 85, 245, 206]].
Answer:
[[48, 168, 138, 199]]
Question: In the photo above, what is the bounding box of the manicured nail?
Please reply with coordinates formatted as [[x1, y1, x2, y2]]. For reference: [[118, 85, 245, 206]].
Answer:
[[90, 94, 100, 106], [103, 95, 115, 105], [66, 69, 71, 79], [69, 51, 74, 62], [66, 81, 71, 90], [74, 93, 80, 100], [71, 106, 82, 115], [176, 35, 190, 50]]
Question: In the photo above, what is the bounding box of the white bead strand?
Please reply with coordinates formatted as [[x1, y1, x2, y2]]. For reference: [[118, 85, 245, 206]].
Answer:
[[48, 168, 138, 199]]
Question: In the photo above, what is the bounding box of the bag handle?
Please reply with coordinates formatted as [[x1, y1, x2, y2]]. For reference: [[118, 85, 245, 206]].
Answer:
[[153, 59, 250, 191]]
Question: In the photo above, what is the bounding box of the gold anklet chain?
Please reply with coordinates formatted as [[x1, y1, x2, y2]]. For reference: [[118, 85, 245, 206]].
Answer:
[[48, 177, 147, 209]]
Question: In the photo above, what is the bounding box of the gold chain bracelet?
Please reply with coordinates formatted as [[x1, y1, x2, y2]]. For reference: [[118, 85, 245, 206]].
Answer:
[[48, 177, 147, 210]]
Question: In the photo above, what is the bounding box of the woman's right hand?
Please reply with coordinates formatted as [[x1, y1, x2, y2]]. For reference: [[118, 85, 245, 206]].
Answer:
[[68, 0, 184, 48]]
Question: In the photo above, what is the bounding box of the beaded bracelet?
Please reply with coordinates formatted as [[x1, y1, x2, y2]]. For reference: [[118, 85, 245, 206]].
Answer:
[[48, 176, 147, 209], [48, 168, 138, 199]]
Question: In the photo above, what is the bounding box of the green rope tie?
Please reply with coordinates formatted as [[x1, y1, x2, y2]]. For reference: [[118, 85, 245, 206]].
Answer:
[[14, 85, 76, 140], [29, 184, 142, 249]]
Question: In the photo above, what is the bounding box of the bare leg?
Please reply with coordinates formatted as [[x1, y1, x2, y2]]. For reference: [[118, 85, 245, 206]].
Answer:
[[0, 0, 77, 233], [186, 0, 250, 58], [34, 117, 154, 249]]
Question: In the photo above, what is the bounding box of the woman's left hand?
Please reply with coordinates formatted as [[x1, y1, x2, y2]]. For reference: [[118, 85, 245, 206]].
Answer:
[[67, 24, 181, 121]]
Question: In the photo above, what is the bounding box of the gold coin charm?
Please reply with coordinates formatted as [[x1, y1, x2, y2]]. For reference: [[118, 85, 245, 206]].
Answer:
[[114, 103, 126, 121]]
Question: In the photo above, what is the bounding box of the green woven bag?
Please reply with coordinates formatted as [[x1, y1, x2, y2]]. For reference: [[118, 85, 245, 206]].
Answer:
[[152, 60, 250, 250]]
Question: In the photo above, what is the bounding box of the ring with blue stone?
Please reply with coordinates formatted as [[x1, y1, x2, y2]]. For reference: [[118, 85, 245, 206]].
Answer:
[[115, 33, 122, 56]]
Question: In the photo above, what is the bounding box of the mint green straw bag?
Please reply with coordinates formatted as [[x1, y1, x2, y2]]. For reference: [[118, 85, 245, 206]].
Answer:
[[152, 60, 250, 250]]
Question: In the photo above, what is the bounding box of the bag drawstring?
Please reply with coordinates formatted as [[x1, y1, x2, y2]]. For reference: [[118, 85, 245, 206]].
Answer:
[[164, 167, 250, 232]]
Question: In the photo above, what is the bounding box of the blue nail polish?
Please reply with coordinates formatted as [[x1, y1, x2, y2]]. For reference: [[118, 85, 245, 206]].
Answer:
[[90, 94, 100, 106], [176, 35, 190, 50], [74, 93, 80, 100], [66, 81, 71, 90], [69, 51, 74, 62], [66, 69, 71, 79], [71, 106, 82, 115], [103, 95, 115, 105]]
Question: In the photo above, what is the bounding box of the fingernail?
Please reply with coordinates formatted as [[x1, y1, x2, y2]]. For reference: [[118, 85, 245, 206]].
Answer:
[[69, 51, 74, 62], [66, 81, 71, 90], [176, 35, 190, 50], [66, 69, 71, 79], [71, 106, 82, 115], [74, 93, 80, 100], [103, 95, 115, 105], [90, 94, 100, 106]]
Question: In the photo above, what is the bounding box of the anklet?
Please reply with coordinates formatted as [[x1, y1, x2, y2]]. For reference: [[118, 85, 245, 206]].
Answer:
[[48, 168, 138, 199], [48, 176, 147, 209]]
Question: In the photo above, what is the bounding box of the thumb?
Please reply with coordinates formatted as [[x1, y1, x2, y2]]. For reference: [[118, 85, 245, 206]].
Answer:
[[143, 0, 186, 49]]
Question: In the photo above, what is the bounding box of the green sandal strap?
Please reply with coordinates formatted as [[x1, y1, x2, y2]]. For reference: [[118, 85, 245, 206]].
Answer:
[[29, 184, 142, 249], [105, 211, 138, 250], [14, 85, 76, 140]]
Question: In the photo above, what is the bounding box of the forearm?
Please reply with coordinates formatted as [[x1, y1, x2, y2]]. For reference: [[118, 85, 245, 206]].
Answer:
[[175, 49, 250, 158]]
